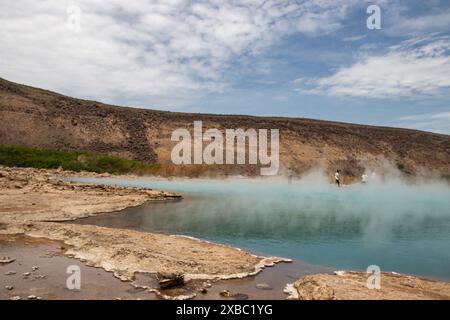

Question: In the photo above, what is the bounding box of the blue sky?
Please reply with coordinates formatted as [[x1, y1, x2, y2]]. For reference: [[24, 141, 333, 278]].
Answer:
[[1, 0, 450, 133]]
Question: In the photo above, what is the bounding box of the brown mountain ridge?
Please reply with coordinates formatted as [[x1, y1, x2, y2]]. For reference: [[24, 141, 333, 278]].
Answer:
[[1, 77, 449, 179]]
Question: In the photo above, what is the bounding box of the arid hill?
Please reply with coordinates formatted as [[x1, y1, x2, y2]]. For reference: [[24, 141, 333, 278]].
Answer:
[[1, 77, 449, 179]]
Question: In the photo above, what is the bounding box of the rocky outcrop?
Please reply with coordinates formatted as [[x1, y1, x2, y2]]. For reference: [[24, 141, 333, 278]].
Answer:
[[0, 166, 180, 222], [285, 271, 450, 300]]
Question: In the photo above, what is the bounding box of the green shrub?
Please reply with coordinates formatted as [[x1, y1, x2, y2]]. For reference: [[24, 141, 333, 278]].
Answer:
[[0, 145, 159, 175]]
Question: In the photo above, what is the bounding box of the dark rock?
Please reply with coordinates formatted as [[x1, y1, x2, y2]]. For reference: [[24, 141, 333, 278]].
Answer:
[[232, 293, 249, 300], [157, 272, 184, 289]]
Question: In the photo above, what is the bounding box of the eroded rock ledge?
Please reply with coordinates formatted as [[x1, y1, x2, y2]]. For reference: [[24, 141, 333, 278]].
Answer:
[[284, 271, 450, 300], [2, 221, 286, 282], [0, 166, 180, 222]]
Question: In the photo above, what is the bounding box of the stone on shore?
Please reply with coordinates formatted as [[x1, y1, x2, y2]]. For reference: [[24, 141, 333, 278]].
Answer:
[[0, 256, 15, 264]]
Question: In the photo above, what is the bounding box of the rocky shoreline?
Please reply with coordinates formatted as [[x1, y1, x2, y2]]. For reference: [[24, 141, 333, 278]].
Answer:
[[1, 166, 450, 300], [284, 271, 450, 300], [0, 166, 288, 299]]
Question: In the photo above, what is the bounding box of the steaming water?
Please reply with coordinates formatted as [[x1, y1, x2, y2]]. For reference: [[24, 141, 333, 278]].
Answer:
[[71, 175, 450, 280]]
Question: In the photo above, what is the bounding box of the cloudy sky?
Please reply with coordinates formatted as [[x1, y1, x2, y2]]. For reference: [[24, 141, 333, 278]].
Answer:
[[1, 0, 450, 133]]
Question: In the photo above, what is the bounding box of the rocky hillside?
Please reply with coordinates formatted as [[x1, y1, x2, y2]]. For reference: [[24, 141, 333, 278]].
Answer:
[[1, 77, 449, 179]]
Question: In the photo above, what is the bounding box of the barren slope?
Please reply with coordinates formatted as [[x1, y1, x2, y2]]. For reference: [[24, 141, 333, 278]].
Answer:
[[1, 77, 449, 178]]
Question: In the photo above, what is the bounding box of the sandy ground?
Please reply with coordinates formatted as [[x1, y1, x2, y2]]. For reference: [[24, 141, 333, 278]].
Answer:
[[0, 234, 160, 300], [284, 271, 450, 300], [0, 166, 288, 299]]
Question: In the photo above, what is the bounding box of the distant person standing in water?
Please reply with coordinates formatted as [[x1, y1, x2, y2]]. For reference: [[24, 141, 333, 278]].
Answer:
[[335, 170, 341, 187], [287, 169, 293, 185], [361, 173, 368, 184]]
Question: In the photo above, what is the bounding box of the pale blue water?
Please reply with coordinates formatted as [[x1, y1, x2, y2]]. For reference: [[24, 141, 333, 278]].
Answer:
[[71, 176, 450, 280]]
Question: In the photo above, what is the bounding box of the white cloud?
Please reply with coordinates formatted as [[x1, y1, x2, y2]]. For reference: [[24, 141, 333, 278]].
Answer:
[[0, 0, 360, 109], [399, 111, 450, 121], [343, 35, 367, 42], [297, 35, 450, 98], [398, 111, 450, 134]]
